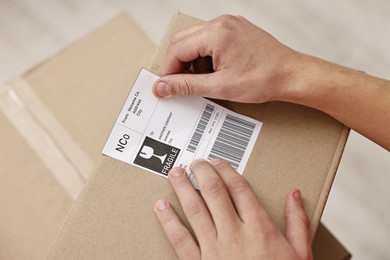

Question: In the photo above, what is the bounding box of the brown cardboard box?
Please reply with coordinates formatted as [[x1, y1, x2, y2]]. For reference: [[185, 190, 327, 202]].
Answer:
[[46, 13, 350, 259], [0, 14, 154, 260], [0, 13, 350, 260]]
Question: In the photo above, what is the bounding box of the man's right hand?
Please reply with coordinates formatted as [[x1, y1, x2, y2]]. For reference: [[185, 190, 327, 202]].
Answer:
[[153, 14, 390, 150], [153, 14, 301, 104]]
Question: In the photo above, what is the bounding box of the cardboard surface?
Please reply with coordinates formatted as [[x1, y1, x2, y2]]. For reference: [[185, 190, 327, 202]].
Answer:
[[48, 13, 350, 259], [0, 112, 72, 260], [24, 13, 155, 165], [0, 14, 154, 260]]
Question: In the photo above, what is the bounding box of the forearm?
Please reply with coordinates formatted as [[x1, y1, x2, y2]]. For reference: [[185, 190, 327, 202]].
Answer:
[[155, 15, 390, 151], [281, 54, 390, 150]]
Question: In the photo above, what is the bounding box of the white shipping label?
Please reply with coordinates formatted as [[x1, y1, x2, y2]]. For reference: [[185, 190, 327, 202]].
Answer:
[[102, 68, 262, 188]]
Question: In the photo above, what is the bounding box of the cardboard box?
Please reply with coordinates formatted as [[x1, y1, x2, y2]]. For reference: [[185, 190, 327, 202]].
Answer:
[[0, 13, 350, 259], [46, 13, 350, 259], [0, 14, 154, 260]]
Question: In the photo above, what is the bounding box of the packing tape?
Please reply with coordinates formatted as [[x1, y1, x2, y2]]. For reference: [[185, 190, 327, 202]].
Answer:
[[0, 78, 93, 199]]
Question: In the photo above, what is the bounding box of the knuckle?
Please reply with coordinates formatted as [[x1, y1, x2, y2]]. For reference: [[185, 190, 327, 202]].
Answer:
[[285, 210, 311, 239], [171, 230, 190, 249], [300, 213, 310, 227], [201, 179, 225, 196], [183, 200, 203, 218], [212, 14, 239, 31], [289, 211, 311, 228], [209, 16, 241, 48], [175, 78, 195, 96], [218, 14, 238, 23], [211, 158, 229, 169], [212, 20, 229, 33], [229, 178, 251, 194], [191, 158, 208, 168]]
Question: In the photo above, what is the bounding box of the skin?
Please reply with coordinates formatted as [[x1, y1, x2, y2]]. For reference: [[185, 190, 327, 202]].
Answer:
[[153, 15, 390, 150], [155, 159, 312, 260], [152, 14, 390, 259]]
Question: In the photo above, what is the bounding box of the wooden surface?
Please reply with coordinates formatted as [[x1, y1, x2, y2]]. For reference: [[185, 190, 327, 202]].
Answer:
[[0, 1, 389, 259]]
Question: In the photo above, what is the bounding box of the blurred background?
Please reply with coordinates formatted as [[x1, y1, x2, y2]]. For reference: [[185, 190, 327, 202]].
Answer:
[[0, 0, 389, 259]]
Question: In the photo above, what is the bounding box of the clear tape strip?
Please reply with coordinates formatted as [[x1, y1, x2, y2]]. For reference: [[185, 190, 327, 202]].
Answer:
[[0, 79, 93, 199]]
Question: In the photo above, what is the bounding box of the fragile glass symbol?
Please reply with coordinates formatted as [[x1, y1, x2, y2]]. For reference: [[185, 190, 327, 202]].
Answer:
[[140, 145, 167, 164]]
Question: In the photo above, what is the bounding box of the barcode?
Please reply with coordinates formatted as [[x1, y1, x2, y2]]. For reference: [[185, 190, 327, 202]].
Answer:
[[186, 103, 215, 153], [207, 114, 256, 169]]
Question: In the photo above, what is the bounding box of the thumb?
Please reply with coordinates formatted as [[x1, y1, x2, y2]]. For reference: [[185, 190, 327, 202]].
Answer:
[[153, 73, 219, 98], [285, 189, 313, 260]]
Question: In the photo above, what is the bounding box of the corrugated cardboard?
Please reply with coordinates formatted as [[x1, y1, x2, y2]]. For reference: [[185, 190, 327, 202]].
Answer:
[[47, 13, 350, 259], [0, 14, 154, 260]]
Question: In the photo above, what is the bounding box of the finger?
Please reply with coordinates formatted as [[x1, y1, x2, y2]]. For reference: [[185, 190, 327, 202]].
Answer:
[[161, 22, 210, 76], [170, 22, 207, 44], [190, 159, 241, 234], [154, 199, 200, 259], [160, 28, 214, 76], [168, 167, 217, 243], [152, 72, 225, 98], [209, 159, 275, 227], [284, 189, 313, 260]]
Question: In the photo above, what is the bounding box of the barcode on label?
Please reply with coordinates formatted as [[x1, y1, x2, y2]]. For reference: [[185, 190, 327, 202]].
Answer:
[[186, 103, 215, 153], [207, 114, 256, 169]]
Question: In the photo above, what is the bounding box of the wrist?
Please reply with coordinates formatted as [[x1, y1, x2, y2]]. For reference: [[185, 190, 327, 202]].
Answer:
[[277, 53, 372, 120], [276, 53, 345, 112], [269, 51, 314, 104]]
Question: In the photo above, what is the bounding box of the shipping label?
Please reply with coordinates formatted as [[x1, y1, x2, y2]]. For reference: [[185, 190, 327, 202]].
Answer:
[[102, 68, 262, 188]]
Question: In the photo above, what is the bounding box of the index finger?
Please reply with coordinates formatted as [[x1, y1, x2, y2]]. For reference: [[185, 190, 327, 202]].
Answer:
[[170, 22, 206, 44], [160, 27, 214, 76], [210, 159, 275, 227], [190, 159, 241, 234]]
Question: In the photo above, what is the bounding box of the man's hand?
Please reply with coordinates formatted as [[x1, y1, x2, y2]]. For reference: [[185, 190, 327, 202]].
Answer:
[[153, 15, 300, 103], [154, 14, 390, 150], [154, 159, 313, 260]]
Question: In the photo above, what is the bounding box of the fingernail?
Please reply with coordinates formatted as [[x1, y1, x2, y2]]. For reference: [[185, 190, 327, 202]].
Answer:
[[209, 158, 222, 166], [293, 190, 302, 204], [155, 200, 168, 211], [155, 81, 170, 97], [169, 167, 183, 177]]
